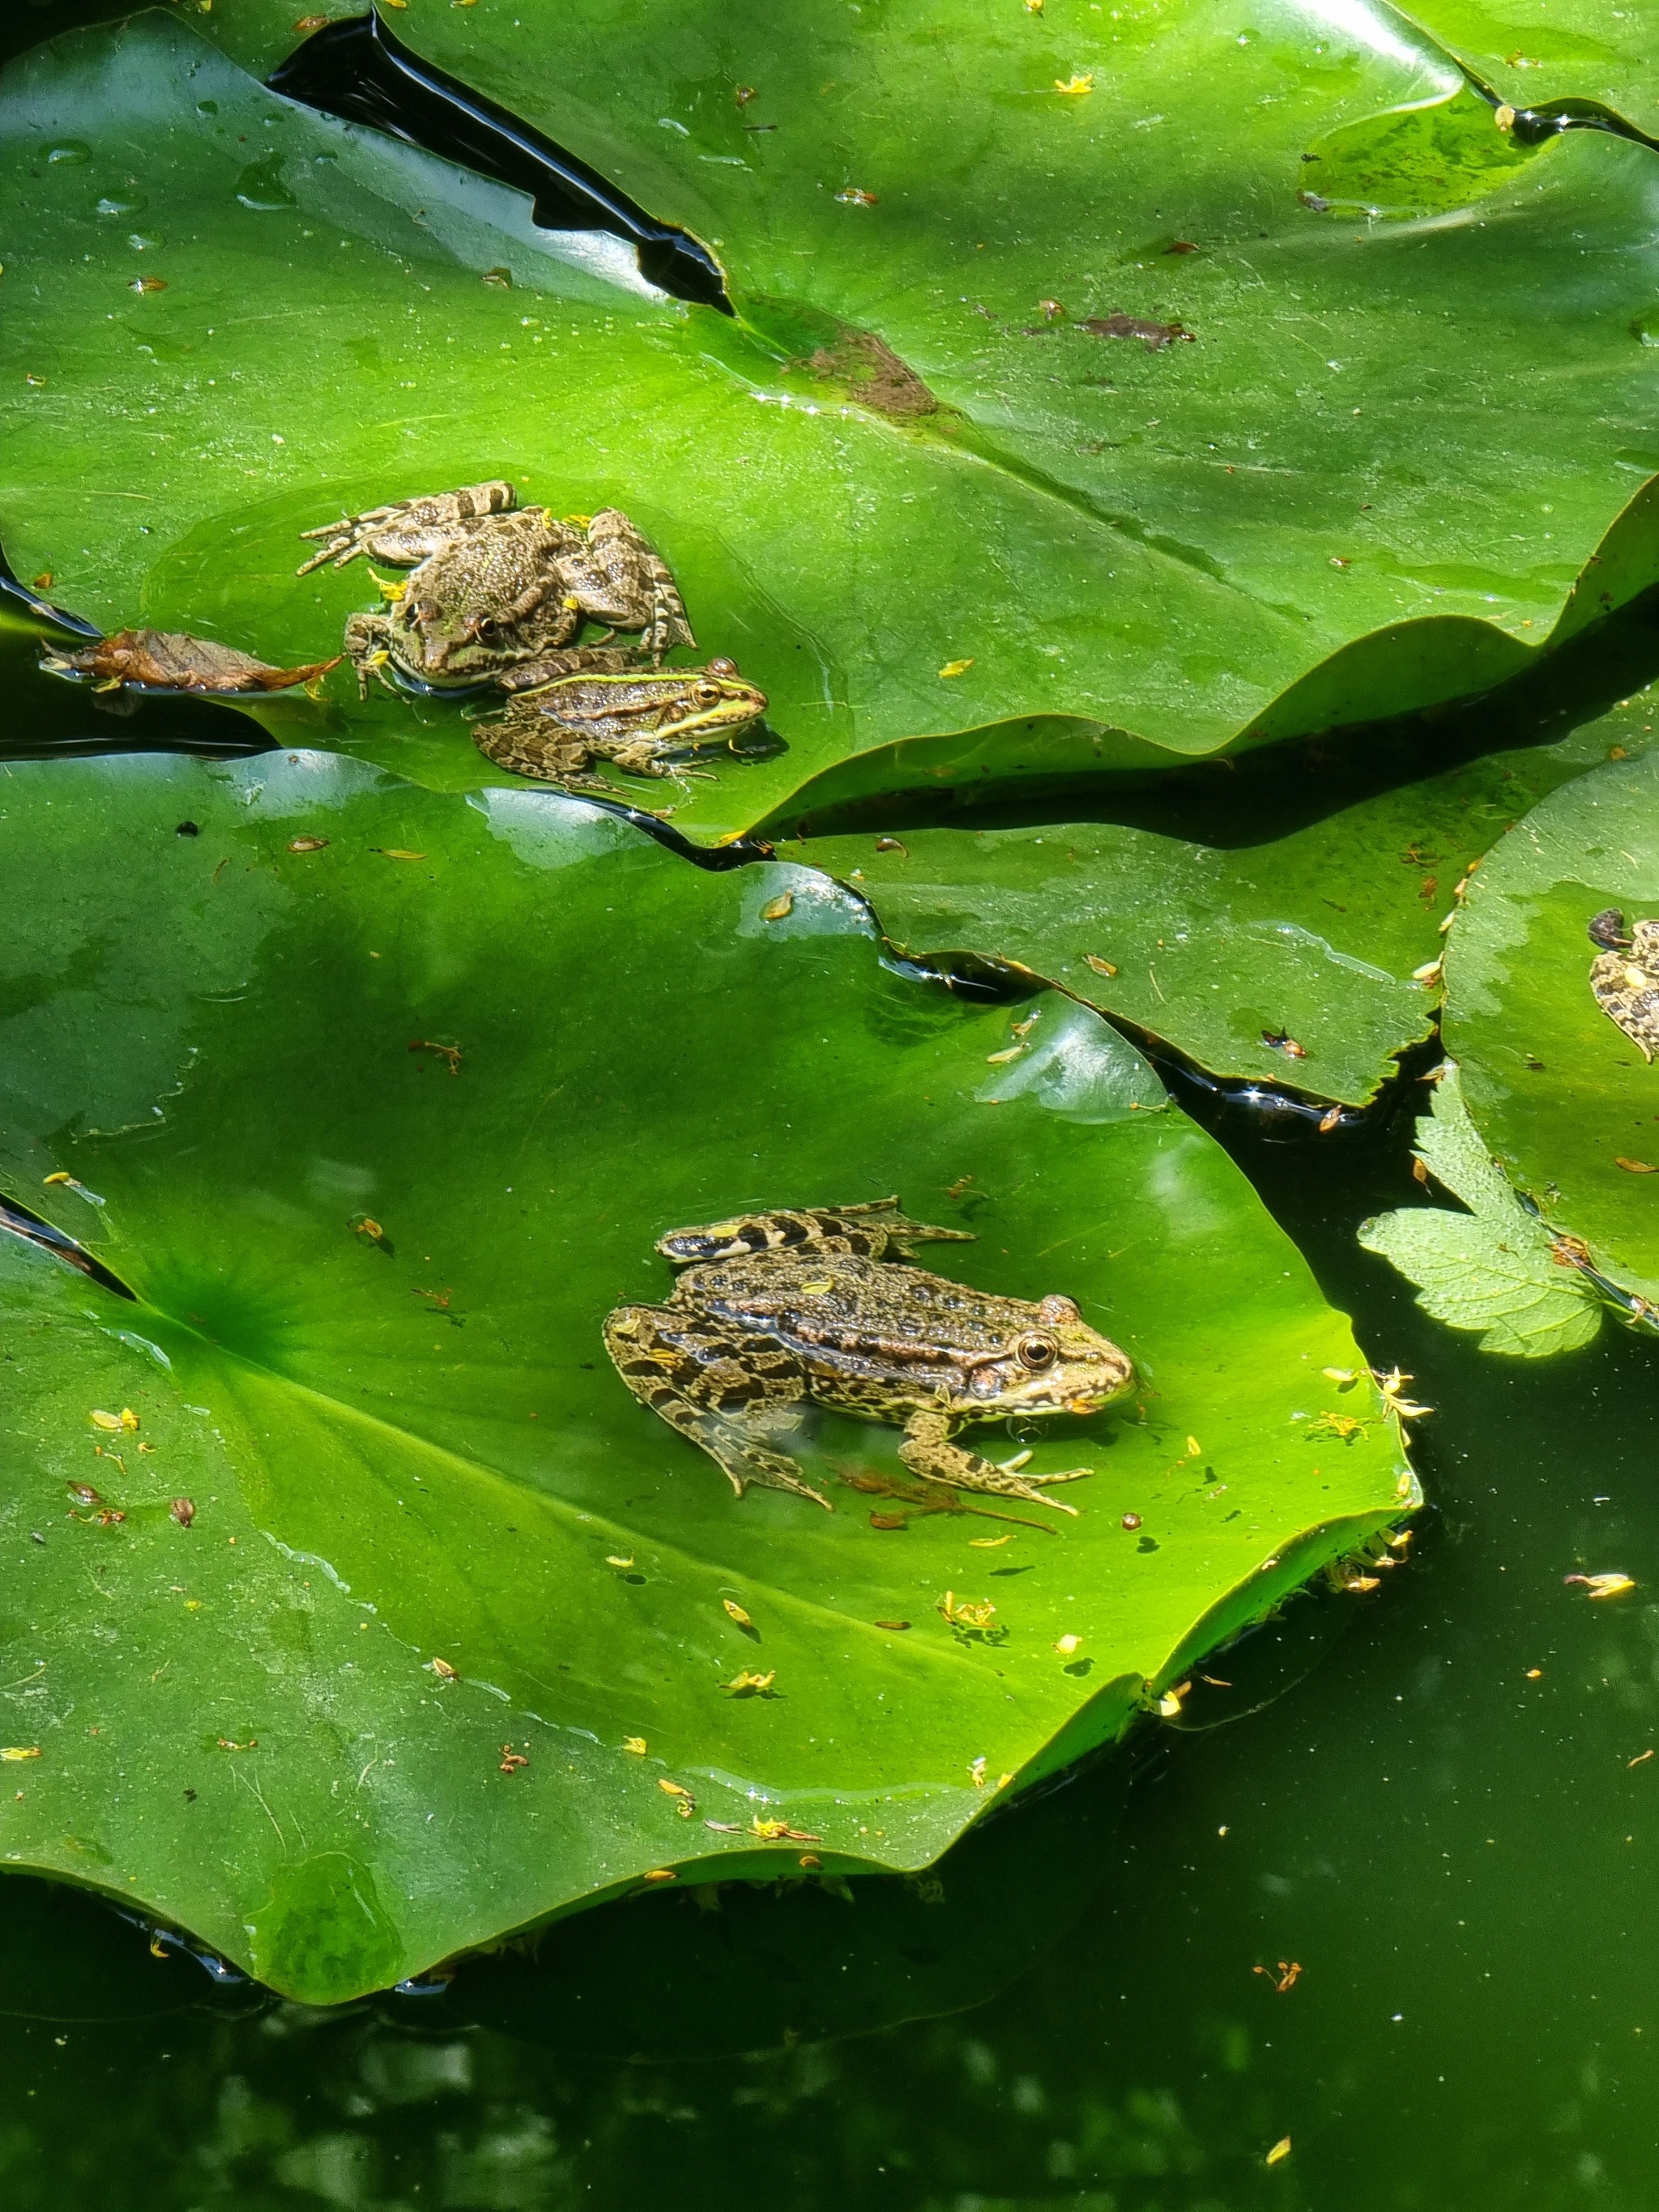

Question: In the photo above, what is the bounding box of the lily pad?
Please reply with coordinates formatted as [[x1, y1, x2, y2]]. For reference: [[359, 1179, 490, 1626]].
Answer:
[[795, 697, 1659, 1107], [1436, 749, 1659, 1314], [0, 750, 1414, 2001], [4, 12, 1659, 843]]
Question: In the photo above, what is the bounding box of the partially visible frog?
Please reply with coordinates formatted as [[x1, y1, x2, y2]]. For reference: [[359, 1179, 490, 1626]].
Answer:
[[603, 1198, 1135, 1510], [471, 656, 768, 789], [1589, 908, 1659, 1061], [296, 484, 693, 695]]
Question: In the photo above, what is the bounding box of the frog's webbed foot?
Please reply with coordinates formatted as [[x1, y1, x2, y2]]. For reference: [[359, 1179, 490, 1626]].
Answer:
[[296, 482, 517, 576], [562, 510, 697, 658], [603, 1304, 827, 1508], [898, 1411, 1087, 1515]]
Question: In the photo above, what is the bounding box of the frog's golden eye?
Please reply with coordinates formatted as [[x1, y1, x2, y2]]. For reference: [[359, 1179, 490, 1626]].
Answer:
[[691, 680, 725, 707], [1016, 1333, 1058, 1371]]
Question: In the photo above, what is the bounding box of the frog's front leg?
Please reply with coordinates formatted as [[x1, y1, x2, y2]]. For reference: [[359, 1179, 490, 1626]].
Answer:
[[342, 610, 403, 699], [603, 1304, 829, 1507], [296, 482, 516, 576], [898, 1409, 1088, 1515], [603, 739, 719, 783]]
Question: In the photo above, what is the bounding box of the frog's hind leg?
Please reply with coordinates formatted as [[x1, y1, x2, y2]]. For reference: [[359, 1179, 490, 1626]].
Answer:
[[898, 1409, 1088, 1515], [656, 1200, 974, 1266], [470, 710, 597, 786], [574, 511, 697, 659], [604, 1304, 828, 1508], [296, 482, 517, 576]]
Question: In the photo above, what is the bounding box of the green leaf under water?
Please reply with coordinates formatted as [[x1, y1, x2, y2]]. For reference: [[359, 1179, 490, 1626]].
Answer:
[[4, 10, 1659, 841], [0, 751, 1414, 2001]]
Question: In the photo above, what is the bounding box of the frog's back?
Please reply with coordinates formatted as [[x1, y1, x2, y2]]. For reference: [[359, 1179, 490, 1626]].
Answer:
[[681, 1253, 1016, 1355]]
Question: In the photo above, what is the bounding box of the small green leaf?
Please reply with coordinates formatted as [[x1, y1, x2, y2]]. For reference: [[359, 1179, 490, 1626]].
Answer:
[[1359, 1066, 1601, 1357]]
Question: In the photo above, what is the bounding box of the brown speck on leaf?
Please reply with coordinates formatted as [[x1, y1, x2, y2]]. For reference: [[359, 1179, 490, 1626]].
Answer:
[[761, 892, 795, 922], [875, 837, 908, 856], [790, 322, 936, 416], [430, 1656, 458, 1681], [869, 1511, 908, 1530], [293, 12, 333, 27], [1318, 1106, 1341, 1134], [1165, 239, 1199, 254], [1551, 1234, 1594, 1269], [482, 267, 512, 288], [287, 836, 329, 854], [1616, 1157, 1657, 1174], [835, 187, 878, 206], [1298, 190, 1331, 211], [1080, 313, 1193, 351], [1261, 1030, 1307, 1059], [409, 1038, 463, 1074], [32, 573, 53, 590], [1083, 953, 1119, 978], [40, 631, 341, 696], [874, 1619, 911, 1631], [128, 276, 168, 294], [499, 1745, 529, 1772], [735, 83, 758, 104], [1121, 1511, 1143, 1530], [168, 1498, 195, 1528]]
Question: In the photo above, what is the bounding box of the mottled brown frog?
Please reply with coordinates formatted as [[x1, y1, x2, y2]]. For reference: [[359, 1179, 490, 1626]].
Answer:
[[604, 1199, 1135, 1510]]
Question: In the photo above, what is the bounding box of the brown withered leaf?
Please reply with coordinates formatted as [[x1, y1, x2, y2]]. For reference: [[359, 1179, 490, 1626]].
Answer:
[[1080, 313, 1194, 351], [41, 630, 341, 694]]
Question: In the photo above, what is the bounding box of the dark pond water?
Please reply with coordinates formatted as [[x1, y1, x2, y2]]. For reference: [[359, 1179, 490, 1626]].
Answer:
[[4, 1006, 1658, 2210]]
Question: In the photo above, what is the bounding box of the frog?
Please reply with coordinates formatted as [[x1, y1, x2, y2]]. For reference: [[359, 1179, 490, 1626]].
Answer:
[[296, 483, 693, 696], [603, 1198, 1135, 1510], [470, 655, 768, 790], [1589, 908, 1659, 1061]]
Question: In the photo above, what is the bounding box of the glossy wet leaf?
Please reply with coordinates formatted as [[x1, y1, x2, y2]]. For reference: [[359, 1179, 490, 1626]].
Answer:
[[799, 698, 1659, 1106], [5, 12, 1659, 843], [1439, 750, 1659, 1314], [1394, 0, 1659, 139], [0, 752, 1413, 2001], [1359, 1065, 1601, 1355]]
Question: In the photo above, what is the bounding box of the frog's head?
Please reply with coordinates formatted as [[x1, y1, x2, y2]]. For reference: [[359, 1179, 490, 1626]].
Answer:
[[958, 1296, 1134, 1420], [641, 659, 769, 744]]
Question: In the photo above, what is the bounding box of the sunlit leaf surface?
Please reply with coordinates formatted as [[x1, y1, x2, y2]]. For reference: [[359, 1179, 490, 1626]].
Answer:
[[0, 752, 1413, 1999], [3, 10, 1659, 839]]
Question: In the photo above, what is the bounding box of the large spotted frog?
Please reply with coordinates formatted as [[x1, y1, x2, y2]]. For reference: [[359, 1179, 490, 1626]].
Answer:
[[296, 482, 693, 696], [604, 1200, 1135, 1510]]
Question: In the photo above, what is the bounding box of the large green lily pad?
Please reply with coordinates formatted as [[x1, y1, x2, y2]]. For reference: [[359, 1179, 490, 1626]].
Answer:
[[1436, 749, 1659, 1311], [795, 695, 1657, 1107], [4, 11, 1659, 843], [0, 751, 1414, 2001]]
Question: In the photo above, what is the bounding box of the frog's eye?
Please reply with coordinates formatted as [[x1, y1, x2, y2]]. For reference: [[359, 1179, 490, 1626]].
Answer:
[[691, 680, 725, 707], [1016, 1333, 1058, 1371]]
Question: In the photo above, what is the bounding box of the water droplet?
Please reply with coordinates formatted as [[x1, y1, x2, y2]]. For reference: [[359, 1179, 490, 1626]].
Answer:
[[196, 100, 219, 117], [44, 141, 91, 166], [96, 192, 146, 217], [234, 159, 296, 213]]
